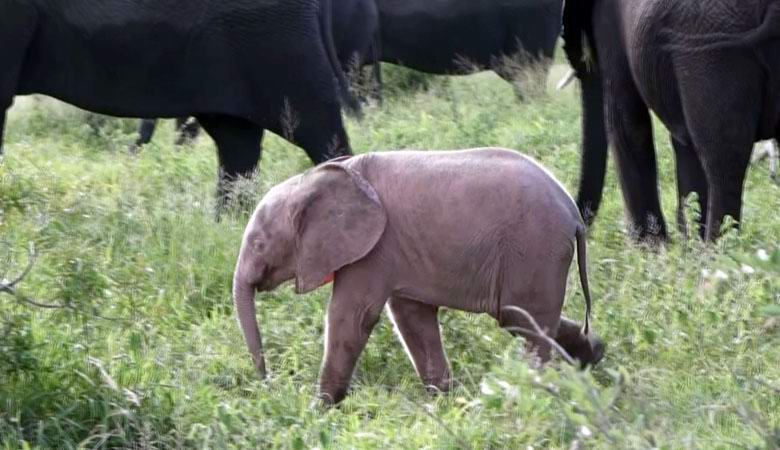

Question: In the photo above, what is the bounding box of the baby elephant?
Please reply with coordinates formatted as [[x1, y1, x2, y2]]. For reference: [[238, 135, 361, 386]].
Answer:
[[233, 148, 604, 405]]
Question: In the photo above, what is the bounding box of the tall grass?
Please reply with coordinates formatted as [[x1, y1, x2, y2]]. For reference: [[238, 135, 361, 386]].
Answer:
[[0, 67, 778, 449]]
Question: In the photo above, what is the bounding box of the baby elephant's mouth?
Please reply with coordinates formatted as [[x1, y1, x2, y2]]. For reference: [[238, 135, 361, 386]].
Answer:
[[253, 266, 270, 291]]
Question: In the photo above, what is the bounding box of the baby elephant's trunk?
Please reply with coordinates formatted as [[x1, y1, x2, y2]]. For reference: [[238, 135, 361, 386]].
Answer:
[[233, 272, 267, 378], [575, 225, 592, 336]]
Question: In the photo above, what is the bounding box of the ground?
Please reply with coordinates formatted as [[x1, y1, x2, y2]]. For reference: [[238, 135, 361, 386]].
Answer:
[[0, 64, 779, 449]]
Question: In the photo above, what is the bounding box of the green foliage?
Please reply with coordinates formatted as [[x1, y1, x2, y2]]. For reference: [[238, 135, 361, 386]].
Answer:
[[379, 64, 448, 97], [1, 72, 778, 449]]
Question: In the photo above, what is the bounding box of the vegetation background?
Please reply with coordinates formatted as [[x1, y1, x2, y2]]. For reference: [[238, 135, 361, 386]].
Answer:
[[1, 61, 779, 449]]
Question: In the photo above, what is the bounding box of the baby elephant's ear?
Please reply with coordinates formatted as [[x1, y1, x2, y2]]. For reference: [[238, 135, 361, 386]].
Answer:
[[291, 162, 387, 293]]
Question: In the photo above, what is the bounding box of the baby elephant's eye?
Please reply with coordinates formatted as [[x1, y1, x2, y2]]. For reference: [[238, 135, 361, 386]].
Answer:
[[251, 236, 267, 253]]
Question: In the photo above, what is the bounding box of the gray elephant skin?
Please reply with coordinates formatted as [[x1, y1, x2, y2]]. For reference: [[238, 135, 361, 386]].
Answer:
[[0, 0, 358, 211], [377, 0, 563, 93], [233, 148, 604, 405], [133, 0, 380, 150], [564, 0, 780, 241]]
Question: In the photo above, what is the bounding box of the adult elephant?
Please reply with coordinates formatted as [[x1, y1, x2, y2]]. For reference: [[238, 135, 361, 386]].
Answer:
[[563, 0, 780, 241], [376, 0, 563, 95], [132, 0, 379, 150], [1, 0, 359, 211]]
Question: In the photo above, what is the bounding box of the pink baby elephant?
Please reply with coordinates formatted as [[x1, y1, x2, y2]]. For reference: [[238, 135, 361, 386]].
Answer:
[[233, 148, 604, 405]]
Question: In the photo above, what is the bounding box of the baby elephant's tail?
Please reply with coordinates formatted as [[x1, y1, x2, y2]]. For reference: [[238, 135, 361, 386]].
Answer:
[[575, 225, 592, 336]]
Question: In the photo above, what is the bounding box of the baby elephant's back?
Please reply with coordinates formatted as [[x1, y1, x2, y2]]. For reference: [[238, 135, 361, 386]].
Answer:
[[359, 148, 583, 253]]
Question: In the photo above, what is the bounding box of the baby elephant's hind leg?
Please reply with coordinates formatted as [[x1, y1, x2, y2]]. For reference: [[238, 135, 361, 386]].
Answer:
[[555, 317, 605, 368], [387, 297, 452, 392], [498, 270, 569, 366], [500, 307, 561, 366]]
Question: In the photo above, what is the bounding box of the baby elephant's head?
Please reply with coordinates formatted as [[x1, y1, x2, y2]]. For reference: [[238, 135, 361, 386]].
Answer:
[[232, 160, 387, 376]]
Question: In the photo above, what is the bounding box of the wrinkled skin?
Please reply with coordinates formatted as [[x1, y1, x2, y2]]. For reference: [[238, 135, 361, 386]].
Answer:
[[132, 0, 380, 152], [377, 0, 563, 96], [233, 148, 604, 405], [564, 0, 780, 241], [0, 0, 357, 212]]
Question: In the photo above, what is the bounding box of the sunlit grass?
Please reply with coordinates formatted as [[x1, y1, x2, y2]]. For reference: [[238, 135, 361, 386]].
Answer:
[[0, 66, 778, 449]]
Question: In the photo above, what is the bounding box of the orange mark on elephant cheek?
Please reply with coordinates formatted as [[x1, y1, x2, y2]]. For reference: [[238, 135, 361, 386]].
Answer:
[[321, 273, 335, 286]]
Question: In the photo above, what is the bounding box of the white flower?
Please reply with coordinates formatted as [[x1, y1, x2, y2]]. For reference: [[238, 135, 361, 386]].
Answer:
[[714, 270, 729, 280], [579, 425, 593, 438], [480, 382, 495, 396], [496, 380, 519, 398], [741, 264, 755, 274], [354, 432, 377, 439], [757, 249, 770, 261]]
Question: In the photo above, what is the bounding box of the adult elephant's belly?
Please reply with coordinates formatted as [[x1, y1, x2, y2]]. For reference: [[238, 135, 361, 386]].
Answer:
[[380, 11, 505, 74]]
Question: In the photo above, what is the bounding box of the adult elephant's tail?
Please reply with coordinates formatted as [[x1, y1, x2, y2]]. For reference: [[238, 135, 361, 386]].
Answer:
[[562, 0, 608, 226], [319, 0, 362, 118]]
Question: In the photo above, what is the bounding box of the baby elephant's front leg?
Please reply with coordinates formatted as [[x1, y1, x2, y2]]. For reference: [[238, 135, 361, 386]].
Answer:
[[387, 297, 452, 392], [318, 282, 387, 406]]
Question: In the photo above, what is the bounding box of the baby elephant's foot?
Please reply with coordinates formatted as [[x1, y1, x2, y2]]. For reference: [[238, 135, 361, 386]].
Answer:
[[555, 317, 605, 368], [423, 375, 457, 395], [576, 334, 605, 369], [316, 385, 349, 408]]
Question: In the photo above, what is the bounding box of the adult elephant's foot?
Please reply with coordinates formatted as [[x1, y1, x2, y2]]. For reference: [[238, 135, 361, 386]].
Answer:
[[628, 214, 669, 248], [577, 199, 599, 227]]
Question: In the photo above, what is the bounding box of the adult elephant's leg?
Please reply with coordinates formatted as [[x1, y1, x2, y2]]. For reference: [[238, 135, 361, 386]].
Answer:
[[772, 138, 779, 181], [576, 76, 609, 225], [701, 148, 752, 241], [386, 297, 452, 392], [195, 114, 264, 215], [672, 137, 708, 239], [603, 64, 666, 242], [678, 62, 760, 241], [133, 119, 157, 150], [0, 5, 38, 157], [0, 112, 6, 157], [287, 103, 352, 164], [174, 117, 200, 146]]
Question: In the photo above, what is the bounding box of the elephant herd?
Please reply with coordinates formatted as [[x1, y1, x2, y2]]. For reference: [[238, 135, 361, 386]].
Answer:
[[565, 0, 780, 243], [2, 0, 779, 405]]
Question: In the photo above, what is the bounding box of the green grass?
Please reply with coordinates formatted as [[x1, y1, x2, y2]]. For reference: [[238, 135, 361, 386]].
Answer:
[[1, 67, 779, 449]]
